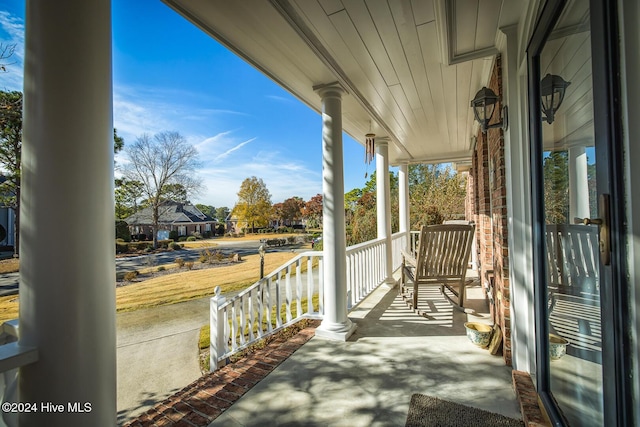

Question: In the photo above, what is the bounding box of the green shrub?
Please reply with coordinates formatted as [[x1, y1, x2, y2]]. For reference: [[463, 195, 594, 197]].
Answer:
[[199, 248, 212, 263], [186, 236, 197, 242], [158, 239, 172, 249], [169, 230, 179, 241], [178, 236, 188, 242], [157, 266, 166, 272], [136, 241, 151, 251], [170, 242, 182, 250], [115, 220, 131, 242], [116, 242, 129, 254]]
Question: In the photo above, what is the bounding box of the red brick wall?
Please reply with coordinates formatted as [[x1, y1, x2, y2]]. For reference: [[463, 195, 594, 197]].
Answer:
[[468, 55, 512, 365]]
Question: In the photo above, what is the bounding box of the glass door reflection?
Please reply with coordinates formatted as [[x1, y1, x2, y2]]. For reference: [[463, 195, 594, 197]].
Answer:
[[539, 2, 603, 425]]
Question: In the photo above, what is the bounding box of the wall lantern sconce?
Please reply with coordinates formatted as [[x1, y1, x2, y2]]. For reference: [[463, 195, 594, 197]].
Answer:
[[541, 73, 571, 124], [471, 87, 508, 133]]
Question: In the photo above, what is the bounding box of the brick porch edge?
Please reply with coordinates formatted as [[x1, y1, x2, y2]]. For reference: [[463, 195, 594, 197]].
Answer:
[[512, 370, 550, 427], [122, 320, 321, 427]]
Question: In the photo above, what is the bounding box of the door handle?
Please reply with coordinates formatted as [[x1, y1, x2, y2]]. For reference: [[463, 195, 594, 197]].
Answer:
[[573, 217, 602, 226], [573, 194, 610, 266]]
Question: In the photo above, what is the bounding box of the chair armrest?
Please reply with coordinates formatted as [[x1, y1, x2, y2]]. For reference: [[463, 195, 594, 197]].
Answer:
[[401, 249, 417, 268]]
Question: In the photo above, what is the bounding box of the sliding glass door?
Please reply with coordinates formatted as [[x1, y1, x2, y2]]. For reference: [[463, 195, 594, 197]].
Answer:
[[527, 0, 631, 425]]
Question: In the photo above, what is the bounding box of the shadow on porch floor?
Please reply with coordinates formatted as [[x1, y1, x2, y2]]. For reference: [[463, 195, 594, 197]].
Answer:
[[125, 280, 522, 426]]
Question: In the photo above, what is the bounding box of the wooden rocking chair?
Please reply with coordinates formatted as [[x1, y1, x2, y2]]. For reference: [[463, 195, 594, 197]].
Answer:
[[401, 224, 475, 308]]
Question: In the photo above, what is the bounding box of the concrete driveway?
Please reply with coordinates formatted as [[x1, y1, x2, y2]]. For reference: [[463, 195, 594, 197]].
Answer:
[[116, 296, 211, 425]]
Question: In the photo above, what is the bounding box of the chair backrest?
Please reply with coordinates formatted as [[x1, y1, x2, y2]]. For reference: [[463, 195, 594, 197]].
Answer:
[[545, 224, 599, 293], [415, 224, 475, 281]]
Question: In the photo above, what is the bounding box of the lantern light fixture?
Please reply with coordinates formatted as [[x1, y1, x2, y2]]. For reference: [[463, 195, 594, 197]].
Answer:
[[541, 73, 571, 124], [470, 87, 508, 133]]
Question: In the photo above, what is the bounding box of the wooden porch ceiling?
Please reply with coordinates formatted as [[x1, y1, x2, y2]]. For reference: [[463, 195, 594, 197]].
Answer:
[[163, 0, 524, 166]]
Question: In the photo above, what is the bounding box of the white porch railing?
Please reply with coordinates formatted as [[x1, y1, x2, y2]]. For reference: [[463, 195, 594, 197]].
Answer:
[[210, 234, 408, 370], [410, 230, 420, 256], [345, 238, 386, 308], [210, 251, 324, 370], [392, 231, 409, 271], [0, 320, 38, 427]]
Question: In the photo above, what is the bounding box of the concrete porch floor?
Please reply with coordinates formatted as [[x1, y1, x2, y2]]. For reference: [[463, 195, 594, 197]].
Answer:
[[207, 281, 522, 426]]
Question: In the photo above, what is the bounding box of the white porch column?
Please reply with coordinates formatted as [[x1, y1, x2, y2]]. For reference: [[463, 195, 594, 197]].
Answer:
[[500, 23, 536, 372], [20, 1, 116, 425], [399, 163, 410, 251], [313, 83, 356, 341], [376, 138, 395, 286], [569, 146, 590, 220]]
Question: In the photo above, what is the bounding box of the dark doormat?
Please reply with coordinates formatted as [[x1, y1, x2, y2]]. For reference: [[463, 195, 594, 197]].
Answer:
[[405, 394, 524, 427]]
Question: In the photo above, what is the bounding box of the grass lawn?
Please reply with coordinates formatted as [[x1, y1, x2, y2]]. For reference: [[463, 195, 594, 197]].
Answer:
[[116, 251, 299, 311], [0, 250, 303, 323]]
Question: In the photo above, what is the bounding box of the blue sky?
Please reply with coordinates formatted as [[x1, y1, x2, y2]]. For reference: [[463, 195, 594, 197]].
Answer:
[[0, 1, 372, 209]]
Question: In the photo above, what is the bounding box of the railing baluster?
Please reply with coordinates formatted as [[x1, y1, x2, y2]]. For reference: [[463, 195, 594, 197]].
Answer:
[[231, 299, 238, 350], [265, 277, 273, 333], [307, 256, 314, 314], [275, 271, 283, 328], [257, 282, 264, 337], [296, 258, 303, 317], [239, 295, 247, 346], [248, 288, 254, 341], [345, 253, 352, 308], [366, 247, 371, 294], [357, 252, 362, 302], [285, 266, 292, 323], [319, 258, 324, 314]]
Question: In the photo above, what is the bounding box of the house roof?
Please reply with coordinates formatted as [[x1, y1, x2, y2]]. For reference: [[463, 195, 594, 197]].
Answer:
[[124, 201, 217, 226]]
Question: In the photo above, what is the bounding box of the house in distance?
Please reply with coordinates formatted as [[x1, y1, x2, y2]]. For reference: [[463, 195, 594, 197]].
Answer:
[[124, 201, 218, 240]]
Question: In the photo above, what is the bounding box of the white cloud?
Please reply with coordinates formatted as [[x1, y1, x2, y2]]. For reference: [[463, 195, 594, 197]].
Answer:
[[195, 163, 321, 208], [214, 137, 256, 161], [113, 90, 322, 208], [266, 94, 295, 104], [0, 11, 25, 91], [193, 144, 322, 208]]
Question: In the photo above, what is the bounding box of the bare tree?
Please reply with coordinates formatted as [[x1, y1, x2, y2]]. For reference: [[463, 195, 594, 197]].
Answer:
[[0, 43, 17, 73], [123, 131, 203, 248]]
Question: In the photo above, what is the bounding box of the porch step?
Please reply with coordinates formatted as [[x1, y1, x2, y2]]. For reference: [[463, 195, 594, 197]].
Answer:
[[122, 320, 320, 427]]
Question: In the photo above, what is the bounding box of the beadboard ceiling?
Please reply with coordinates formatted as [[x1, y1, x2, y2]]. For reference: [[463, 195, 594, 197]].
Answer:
[[163, 0, 525, 166]]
